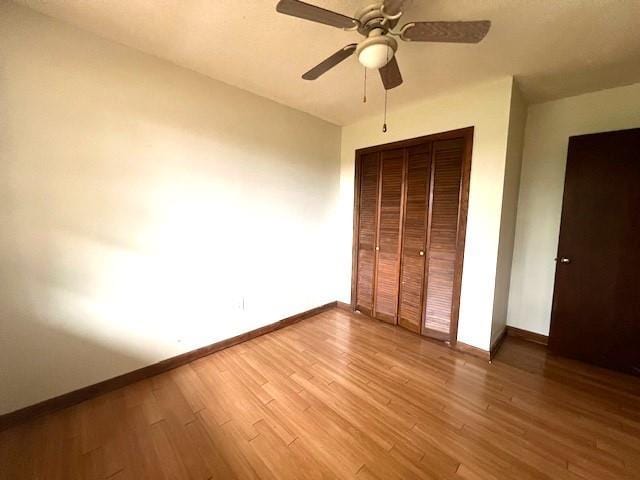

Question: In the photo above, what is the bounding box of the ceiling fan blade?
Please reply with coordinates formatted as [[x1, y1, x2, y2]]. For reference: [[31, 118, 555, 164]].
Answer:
[[379, 56, 403, 90], [302, 44, 357, 80], [382, 0, 405, 17], [276, 0, 358, 29], [401, 21, 491, 43]]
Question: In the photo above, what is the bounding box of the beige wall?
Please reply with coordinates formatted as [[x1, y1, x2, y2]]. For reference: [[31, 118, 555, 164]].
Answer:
[[490, 82, 526, 346], [0, 2, 341, 414], [507, 83, 640, 335], [9, 0, 619, 414], [338, 77, 515, 351]]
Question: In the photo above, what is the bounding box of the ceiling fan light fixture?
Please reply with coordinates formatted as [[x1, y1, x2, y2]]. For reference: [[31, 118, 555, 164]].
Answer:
[[356, 31, 397, 69], [358, 43, 395, 69]]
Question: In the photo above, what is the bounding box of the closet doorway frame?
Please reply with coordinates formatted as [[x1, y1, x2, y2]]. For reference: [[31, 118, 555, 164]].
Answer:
[[349, 126, 474, 345]]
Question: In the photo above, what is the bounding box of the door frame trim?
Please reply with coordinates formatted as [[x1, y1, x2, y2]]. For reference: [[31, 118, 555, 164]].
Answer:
[[350, 127, 474, 345]]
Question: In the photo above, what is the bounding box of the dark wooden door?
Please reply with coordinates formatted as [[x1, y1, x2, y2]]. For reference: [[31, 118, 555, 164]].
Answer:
[[398, 144, 431, 333], [373, 149, 405, 324], [549, 128, 640, 375], [354, 152, 380, 316], [423, 139, 465, 339]]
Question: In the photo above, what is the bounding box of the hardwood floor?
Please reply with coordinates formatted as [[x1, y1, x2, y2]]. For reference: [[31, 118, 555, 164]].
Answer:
[[1, 307, 639, 479]]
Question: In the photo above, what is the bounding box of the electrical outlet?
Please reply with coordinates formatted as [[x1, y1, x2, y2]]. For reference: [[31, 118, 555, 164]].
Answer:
[[232, 296, 246, 311]]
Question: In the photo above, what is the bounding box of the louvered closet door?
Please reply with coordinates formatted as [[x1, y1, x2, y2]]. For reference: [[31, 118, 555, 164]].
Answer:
[[373, 149, 405, 324], [397, 144, 431, 333], [355, 153, 380, 316], [423, 139, 465, 338]]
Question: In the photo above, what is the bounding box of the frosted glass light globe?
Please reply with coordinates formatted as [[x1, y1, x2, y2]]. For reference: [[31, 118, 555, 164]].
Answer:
[[358, 43, 394, 69]]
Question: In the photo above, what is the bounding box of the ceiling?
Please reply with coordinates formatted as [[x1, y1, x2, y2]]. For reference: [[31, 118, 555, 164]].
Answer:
[[14, 0, 640, 125]]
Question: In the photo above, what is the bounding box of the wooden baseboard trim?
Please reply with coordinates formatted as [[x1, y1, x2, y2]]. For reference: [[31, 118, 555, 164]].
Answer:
[[490, 328, 508, 360], [335, 301, 353, 311], [454, 341, 491, 362], [0, 301, 337, 432], [506, 325, 549, 346], [350, 308, 491, 362], [422, 327, 450, 342]]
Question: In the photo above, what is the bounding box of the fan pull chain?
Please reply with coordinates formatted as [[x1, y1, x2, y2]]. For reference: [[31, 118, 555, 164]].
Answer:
[[363, 68, 367, 103], [382, 88, 388, 133], [382, 46, 390, 133]]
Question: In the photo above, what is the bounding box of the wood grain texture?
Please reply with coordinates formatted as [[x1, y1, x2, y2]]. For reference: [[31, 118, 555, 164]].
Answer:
[[549, 128, 640, 375], [336, 301, 353, 312], [2, 308, 640, 479], [454, 341, 491, 361], [0, 302, 337, 432], [424, 139, 465, 335], [352, 127, 473, 345], [276, 0, 357, 29], [402, 21, 491, 43], [355, 127, 475, 156], [378, 56, 403, 90], [507, 326, 549, 346], [355, 153, 380, 315], [398, 144, 431, 333], [490, 328, 508, 360], [302, 44, 356, 80], [373, 149, 405, 323], [448, 128, 473, 346]]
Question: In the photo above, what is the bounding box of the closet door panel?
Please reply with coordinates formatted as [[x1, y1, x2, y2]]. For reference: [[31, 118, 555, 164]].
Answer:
[[355, 153, 380, 315], [423, 139, 464, 336], [398, 144, 431, 333], [373, 149, 405, 323]]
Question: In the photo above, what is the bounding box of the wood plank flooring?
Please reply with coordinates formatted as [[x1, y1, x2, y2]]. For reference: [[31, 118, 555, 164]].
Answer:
[[1, 307, 640, 479]]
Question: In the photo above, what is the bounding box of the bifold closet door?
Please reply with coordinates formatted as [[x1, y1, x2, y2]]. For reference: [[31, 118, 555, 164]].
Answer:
[[354, 152, 380, 316], [423, 138, 465, 338], [373, 149, 405, 324], [397, 144, 431, 333]]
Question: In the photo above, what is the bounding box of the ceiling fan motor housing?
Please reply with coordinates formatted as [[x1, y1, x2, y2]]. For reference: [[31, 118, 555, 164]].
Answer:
[[355, 2, 401, 35], [356, 28, 398, 69]]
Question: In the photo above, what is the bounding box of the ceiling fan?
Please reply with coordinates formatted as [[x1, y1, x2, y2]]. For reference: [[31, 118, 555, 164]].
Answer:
[[276, 0, 491, 90]]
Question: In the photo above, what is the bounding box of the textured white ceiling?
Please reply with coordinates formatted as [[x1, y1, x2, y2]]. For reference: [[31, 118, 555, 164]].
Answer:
[[14, 0, 640, 125]]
